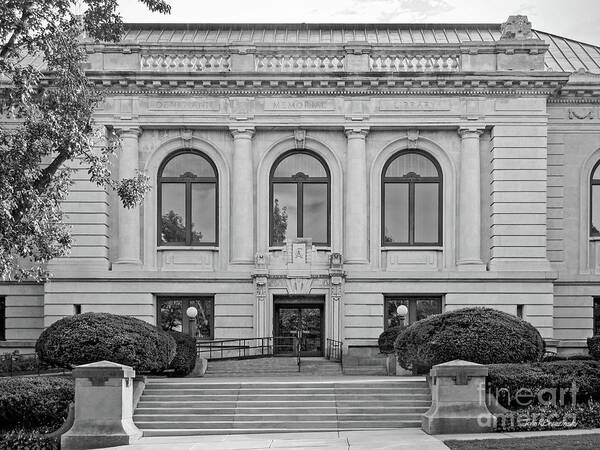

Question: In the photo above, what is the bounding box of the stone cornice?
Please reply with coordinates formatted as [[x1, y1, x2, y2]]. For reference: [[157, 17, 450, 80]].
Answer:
[[84, 71, 569, 97]]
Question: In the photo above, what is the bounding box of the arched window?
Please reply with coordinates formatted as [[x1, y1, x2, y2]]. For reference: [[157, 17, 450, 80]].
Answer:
[[158, 150, 218, 246], [591, 162, 600, 237], [270, 150, 330, 246], [382, 150, 442, 246]]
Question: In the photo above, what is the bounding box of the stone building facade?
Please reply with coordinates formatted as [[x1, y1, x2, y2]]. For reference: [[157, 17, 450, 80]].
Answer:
[[2, 16, 600, 358]]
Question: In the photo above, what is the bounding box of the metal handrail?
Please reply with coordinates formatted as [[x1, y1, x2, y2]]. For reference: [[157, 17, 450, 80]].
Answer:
[[196, 336, 298, 361], [326, 338, 343, 368], [0, 353, 68, 377], [197, 336, 344, 368]]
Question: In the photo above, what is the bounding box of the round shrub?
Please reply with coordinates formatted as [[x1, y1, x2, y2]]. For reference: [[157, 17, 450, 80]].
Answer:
[[0, 377, 74, 430], [36, 313, 176, 373], [167, 330, 197, 377], [378, 325, 405, 354], [394, 307, 545, 373]]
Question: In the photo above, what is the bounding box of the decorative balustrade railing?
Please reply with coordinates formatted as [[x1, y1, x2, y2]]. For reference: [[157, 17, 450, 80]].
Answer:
[[141, 54, 231, 72], [370, 54, 460, 72], [255, 55, 345, 72], [137, 50, 463, 73]]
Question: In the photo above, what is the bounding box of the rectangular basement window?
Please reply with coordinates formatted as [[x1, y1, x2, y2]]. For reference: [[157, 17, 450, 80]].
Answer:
[[73, 304, 82, 315], [517, 304, 524, 319], [0, 297, 5, 341]]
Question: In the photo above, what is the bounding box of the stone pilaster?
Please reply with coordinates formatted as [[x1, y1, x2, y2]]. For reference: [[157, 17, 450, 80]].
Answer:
[[344, 127, 369, 263], [329, 253, 344, 343], [114, 127, 142, 269], [457, 127, 486, 270], [230, 127, 255, 264]]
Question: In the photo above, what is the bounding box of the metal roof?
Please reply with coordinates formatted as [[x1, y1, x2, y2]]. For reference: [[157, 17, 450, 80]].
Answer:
[[122, 23, 600, 73]]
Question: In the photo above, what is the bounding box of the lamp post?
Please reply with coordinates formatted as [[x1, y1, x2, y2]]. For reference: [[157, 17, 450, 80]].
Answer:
[[185, 306, 208, 377], [396, 304, 408, 326], [186, 306, 198, 338]]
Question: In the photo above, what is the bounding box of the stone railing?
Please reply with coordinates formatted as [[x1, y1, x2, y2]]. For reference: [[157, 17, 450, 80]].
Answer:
[[140, 53, 231, 72], [255, 54, 345, 72], [370, 54, 460, 72], [101, 39, 547, 73]]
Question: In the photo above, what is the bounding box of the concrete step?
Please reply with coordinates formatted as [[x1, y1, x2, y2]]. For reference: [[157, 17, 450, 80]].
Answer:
[[139, 428, 334, 436], [143, 387, 430, 395], [141, 393, 431, 401], [135, 406, 429, 415], [134, 412, 425, 422], [138, 400, 431, 408], [145, 380, 428, 388], [138, 400, 430, 409], [134, 376, 430, 435]]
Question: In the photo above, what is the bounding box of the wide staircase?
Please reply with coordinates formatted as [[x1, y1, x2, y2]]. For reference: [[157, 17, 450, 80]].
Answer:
[[133, 377, 430, 436], [204, 356, 343, 377]]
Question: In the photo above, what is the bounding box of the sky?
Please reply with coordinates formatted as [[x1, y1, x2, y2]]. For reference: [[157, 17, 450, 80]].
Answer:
[[118, 0, 600, 45]]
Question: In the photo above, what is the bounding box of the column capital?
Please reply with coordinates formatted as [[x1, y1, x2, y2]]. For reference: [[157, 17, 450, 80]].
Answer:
[[344, 126, 369, 139], [115, 126, 142, 138], [230, 126, 255, 139], [458, 126, 485, 138]]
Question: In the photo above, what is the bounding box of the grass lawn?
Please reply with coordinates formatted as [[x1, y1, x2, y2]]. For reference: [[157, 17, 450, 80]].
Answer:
[[444, 434, 600, 450]]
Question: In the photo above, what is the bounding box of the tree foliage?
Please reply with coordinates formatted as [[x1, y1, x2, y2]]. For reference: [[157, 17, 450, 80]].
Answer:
[[0, 0, 170, 281]]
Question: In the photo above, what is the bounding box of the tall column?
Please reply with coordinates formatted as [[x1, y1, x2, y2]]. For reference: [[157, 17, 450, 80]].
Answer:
[[230, 127, 255, 263], [114, 127, 141, 268], [344, 127, 369, 263], [457, 127, 485, 270]]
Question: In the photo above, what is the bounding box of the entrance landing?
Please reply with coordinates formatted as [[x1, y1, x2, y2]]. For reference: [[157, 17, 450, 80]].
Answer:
[[204, 356, 342, 377]]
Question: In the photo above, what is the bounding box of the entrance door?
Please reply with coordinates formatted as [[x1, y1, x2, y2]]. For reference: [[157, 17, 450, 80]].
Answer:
[[273, 297, 324, 356]]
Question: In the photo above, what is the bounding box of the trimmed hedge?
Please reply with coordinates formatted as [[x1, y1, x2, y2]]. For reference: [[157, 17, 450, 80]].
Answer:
[[488, 360, 600, 408], [542, 353, 593, 362], [36, 313, 176, 373], [378, 326, 405, 355], [394, 307, 545, 373], [496, 400, 600, 432], [588, 336, 600, 360], [0, 429, 59, 450], [167, 330, 197, 377], [0, 377, 74, 430]]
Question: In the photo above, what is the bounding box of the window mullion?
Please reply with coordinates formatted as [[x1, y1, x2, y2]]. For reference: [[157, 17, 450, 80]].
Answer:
[[298, 181, 303, 238], [409, 182, 415, 245], [186, 182, 192, 245]]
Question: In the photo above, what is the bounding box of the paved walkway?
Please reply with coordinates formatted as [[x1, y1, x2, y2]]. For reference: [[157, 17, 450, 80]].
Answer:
[[100, 427, 600, 450], [436, 427, 600, 441], [101, 429, 449, 450]]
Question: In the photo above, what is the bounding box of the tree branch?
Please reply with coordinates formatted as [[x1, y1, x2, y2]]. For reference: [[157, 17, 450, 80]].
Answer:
[[0, 2, 33, 59], [34, 149, 69, 191]]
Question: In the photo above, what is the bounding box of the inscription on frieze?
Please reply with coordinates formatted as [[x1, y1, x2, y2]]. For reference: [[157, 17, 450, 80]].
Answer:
[[379, 99, 450, 111], [264, 98, 335, 111], [148, 99, 221, 111]]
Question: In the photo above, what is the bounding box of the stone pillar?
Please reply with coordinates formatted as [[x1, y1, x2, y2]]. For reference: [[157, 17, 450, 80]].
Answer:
[[422, 360, 496, 434], [114, 127, 141, 268], [62, 361, 141, 450], [457, 127, 485, 270], [230, 127, 255, 263], [344, 127, 369, 263]]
